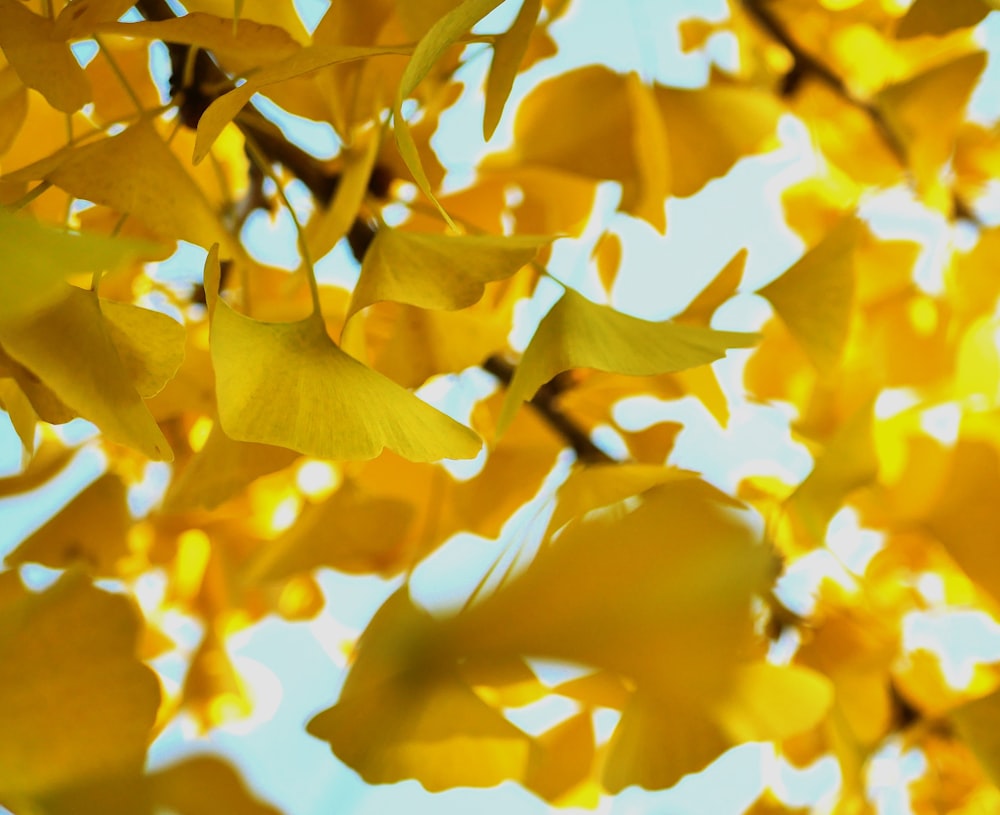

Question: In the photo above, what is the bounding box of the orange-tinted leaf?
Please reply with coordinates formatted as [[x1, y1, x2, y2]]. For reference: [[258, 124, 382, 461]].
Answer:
[[0, 0, 90, 112], [0, 572, 160, 797], [6, 473, 131, 574]]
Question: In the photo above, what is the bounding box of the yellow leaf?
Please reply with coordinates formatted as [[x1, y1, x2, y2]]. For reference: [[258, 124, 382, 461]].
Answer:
[[547, 462, 691, 534], [162, 421, 298, 512], [603, 690, 732, 792], [149, 755, 282, 815], [0, 378, 38, 453], [0, 0, 90, 113], [713, 662, 834, 743], [483, 0, 540, 140], [652, 83, 781, 198], [304, 126, 381, 261], [247, 481, 415, 580], [0, 572, 160, 798], [876, 52, 987, 197], [0, 209, 163, 323], [524, 712, 594, 803], [0, 286, 173, 461], [446, 479, 774, 701], [0, 438, 74, 498], [101, 300, 186, 398], [350, 228, 548, 317], [96, 12, 299, 65], [55, 0, 140, 37], [592, 231, 622, 296], [307, 589, 535, 789], [394, 0, 504, 218], [896, 0, 989, 39], [0, 65, 28, 156], [952, 688, 1000, 789], [364, 300, 511, 389], [194, 44, 412, 164], [398, 0, 505, 100], [621, 73, 670, 232], [205, 249, 482, 462], [33, 120, 231, 253], [6, 473, 131, 574], [498, 288, 758, 433], [757, 217, 860, 373], [926, 439, 1000, 606], [675, 249, 748, 325], [786, 399, 878, 546]]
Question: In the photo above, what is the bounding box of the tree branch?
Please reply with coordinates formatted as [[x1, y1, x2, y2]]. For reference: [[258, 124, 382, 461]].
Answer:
[[482, 355, 613, 464]]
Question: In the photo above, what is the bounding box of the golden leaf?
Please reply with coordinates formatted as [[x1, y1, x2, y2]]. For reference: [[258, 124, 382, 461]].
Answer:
[[0, 572, 160, 798]]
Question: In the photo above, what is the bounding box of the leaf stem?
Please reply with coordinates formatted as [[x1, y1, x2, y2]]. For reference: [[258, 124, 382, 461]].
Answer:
[[94, 34, 144, 114], [243, 133, 322, 315]]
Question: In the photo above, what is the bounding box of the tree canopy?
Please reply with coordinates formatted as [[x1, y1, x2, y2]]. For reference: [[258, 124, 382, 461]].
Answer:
[[3, 0, 1000, 812]]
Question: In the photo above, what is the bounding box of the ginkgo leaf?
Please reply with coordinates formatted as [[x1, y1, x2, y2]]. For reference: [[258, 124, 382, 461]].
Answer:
[[896, 0, 989, 38], [55, 0, 141, 37], [925, 439, 1000, 605], [498, 287, 758, 433], [483, 0, 540, 140], [0, 0, 90, 113], [304, 126, 381, 261], [757, 217, 860, 373], [0, 439, 74, 498], [0, 378, 38, 453], [547, 462, 691, 534], [398, 0, 504, 100], [786, 399, 878, 546], [0, 572, 160, 798], [952, 688, 1000, 789], [148, 755, 283, 815], [36, 120, 232, 253], [366, 301, 511, 388], [675, 249, 748, 325], [495, 65, 780, 221], [654, 82, 780, 199], [393, 0, 505, 217], [193, 44, 412, 163], [876, 52, 987, 196], [97, 12, 299, 65], [101, 300, 186, 398], [621, 73, 670, 232], [602, 690, 732, 792], [246, 481, 415, 580], [524, 712, 594, 804], [444, 479, 774, 701], [308, 589, 536, 789], [592, 232, 622, 296], [712, 663, 834, 743], [5, 473, 131, 574], [0, 210, 163, 322], [350, 228, 549, 317], [205, 249, 481, 461], [0, 286, 173, 461], [163, 421, 298, 512]]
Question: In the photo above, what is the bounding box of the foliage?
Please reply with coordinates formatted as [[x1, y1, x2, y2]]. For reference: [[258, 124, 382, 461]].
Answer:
[[3, 0, 1000, 812]]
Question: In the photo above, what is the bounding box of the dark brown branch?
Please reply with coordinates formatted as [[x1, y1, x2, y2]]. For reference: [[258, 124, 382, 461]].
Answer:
[[482, 355, 613, 464], [134, 0, 340, 202]]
